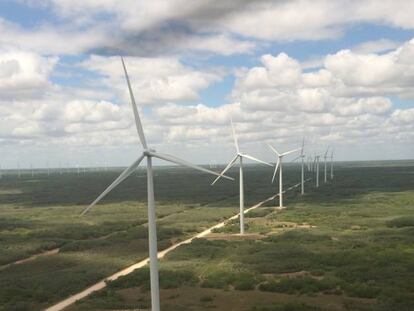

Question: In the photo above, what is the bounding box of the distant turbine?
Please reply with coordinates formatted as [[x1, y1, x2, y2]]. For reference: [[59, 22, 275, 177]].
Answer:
[[268, 144, 301, 208], [315, 155, 321, 188], [310, 155, 315, 172], [323, 147, 330, 183], [17, 162, 21, 178], [81, 58, 233, 311], [330, 149, 334, 180], [292, 138, 306, 195], [212, 119, 272, 234]]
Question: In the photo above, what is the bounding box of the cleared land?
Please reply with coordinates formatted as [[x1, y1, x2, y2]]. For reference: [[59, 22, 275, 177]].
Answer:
[[1, 161, 414, 310]]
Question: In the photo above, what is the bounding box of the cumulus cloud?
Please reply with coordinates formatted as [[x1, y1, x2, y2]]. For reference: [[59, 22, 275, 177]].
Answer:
[[7, 0, 414, 57], [1, 2, 414, 164], [390, 108, 414, 124], [81, 55, 220, 105], [0, 18, 108, 55], [0, 49, 57, 99]]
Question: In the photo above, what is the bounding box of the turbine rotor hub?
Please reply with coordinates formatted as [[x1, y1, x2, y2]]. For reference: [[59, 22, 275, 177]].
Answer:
[[143, 149, 156, 156]]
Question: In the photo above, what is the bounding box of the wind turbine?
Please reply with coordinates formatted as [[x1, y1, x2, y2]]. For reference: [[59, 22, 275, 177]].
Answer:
[[330, 149, 334, 180], [323, 147, 330, 183], [292, 139, 306, 195], [211, 120, 271, 234], [81, 58, 232, 311], [315, 155, 321, 188], [268, 144, 301, 208]]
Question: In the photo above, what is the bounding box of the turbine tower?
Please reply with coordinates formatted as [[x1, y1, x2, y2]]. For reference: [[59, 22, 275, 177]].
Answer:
[[315, 155, 321, 188], [268, 144, 301, 208], [291, 138, 306, 195], [324, 147, 329, 183], [298, 139, 306, 195], [330, 149, 334, 180], [81, 58, 232, 311], [211, 119, 271, 234]]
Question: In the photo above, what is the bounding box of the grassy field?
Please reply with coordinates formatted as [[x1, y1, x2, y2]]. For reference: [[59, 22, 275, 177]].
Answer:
[[1, 161, 413, 310], [66, 161, 414, 311]]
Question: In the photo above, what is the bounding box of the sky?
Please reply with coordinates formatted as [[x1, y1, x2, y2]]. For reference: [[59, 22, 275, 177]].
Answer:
[[0, 0, 414, 169]]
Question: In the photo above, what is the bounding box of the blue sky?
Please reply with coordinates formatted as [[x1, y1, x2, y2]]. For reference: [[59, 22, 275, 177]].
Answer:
[[0, 0, 413, 167]]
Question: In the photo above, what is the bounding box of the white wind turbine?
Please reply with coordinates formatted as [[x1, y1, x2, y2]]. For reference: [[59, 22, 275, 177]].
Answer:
[[292, 138, 306, 195], [323, 147, 330, 183], [212, 120, 272, 234], [330, 149, 334, 180], [315, 155, 321, 187], [268, 144, 301, 208], [81, 58, 233, 311]]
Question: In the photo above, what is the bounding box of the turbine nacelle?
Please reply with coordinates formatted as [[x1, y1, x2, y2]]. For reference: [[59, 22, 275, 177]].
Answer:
[[211, 121, 271, 185], [267, 143, 301, 184]]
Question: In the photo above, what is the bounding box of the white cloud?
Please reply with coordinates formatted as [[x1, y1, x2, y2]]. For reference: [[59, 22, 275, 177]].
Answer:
[[235, 53, 302, 92], [0, 18, 108, 55], [82, 55, 220, 105], [333, 97, 392, 116], [9, 0, 414, 57], [1, 3, 414, 164], [324, 50, 398, 87], [390, 108, 414, 124], [0, 49, 57, 99], [351, 38, 400, 54]]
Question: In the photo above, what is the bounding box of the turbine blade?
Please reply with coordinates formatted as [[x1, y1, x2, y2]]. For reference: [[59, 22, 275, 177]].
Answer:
[[267, 143, 281, 156], [211, 155, 239, 185], [230, 118, 239, 153], [290, 155, 301, 163], [121, 57, 148, 150], [281, 148, 301, 156], [272, 158, 280, 183], [242, 154, 272, 166], [151, 152, 234, 181], [81, 154, 145, 216]]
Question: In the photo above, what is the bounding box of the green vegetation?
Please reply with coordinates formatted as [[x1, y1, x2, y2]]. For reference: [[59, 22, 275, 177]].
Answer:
[[1, 161, 414, 310]]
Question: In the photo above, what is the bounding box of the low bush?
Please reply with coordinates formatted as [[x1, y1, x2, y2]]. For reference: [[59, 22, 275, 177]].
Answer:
[[259, 276, 337, 295], [107, 268, 198, 291], [200, 295, 214, 302], [386, 216, 414, 228], [251, 302, 322, 311], [342, 282, 380, 299], [201, 271, 259, 290], [245, 208, 274, 218]]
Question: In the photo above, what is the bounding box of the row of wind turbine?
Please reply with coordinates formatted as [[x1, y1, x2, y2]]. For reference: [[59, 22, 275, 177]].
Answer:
[[81, 58, 336, 311]]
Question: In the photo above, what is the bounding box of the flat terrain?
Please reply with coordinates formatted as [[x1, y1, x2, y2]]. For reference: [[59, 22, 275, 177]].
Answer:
[[1, 161, 414, 310], [0, 164, 282, 310]]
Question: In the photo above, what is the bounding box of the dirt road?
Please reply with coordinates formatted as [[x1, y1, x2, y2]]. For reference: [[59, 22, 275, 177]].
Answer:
[[45, 181, 305, 311]]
